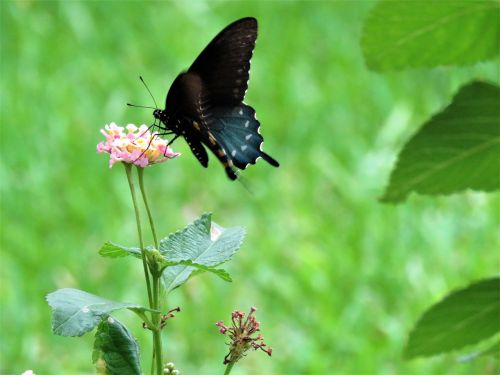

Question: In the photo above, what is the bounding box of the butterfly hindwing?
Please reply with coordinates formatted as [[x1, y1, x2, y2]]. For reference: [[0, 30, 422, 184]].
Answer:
[[188, 17, 257, 106], [184, 119, 238, 180], [207, 104, 279, 170], [184, 132, 209, 168]]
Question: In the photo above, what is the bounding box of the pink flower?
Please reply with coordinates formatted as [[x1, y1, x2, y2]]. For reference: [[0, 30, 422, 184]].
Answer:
[[97, 123, 180, 168]]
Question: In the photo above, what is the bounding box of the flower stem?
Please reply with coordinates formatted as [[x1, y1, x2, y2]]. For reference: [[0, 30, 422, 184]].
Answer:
[[152, 274, 163, 375], [223, 362, 235, 375], [137, 166, 159, 249], [151, 340, 156, 375], [123, 164, 154, 309], [135, 166, 164, 375]]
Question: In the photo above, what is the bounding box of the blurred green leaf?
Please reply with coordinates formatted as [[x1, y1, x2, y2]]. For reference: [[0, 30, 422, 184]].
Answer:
[[46, 288, 156, 337], [404, 277, 500, 359], [361, 0, 500, 71], [479, 339, 500, 359], [99, 242, 141, 258], [160, 213, 244, 292], [92, 316, 142, 375], [382, 81, 500, 203]]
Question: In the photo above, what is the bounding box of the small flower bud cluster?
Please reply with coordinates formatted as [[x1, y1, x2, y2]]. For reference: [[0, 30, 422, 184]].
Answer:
[[163, 362, 179, 375], [216, 306, 272, 365], [97, 123, 179, 168]]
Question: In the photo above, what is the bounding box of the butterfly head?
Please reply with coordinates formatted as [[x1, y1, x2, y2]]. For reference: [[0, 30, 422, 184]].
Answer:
[[153, 109, 162, 120], [153, 109, 171, 124]]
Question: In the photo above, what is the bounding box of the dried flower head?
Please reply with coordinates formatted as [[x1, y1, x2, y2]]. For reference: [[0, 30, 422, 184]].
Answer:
[[216, 306, 272, 366], [97, 123, 179, 168]]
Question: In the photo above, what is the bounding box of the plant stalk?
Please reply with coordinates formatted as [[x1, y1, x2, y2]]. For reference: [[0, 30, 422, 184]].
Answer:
[[223, 362, 235, 375], [124, 163, 153, 308], [137, 167, 159, 249], [152, 274, 163, 375], [135, 166, 164, 374]]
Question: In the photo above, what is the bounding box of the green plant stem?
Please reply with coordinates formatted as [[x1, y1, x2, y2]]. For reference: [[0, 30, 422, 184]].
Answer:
[[137, 167, 159, 249], [135, 166, 164, 375], [223, 362, 235, 375], [124, 163, 153, 308], [151, 341, 156, 375], [152, 274, 163, 375]]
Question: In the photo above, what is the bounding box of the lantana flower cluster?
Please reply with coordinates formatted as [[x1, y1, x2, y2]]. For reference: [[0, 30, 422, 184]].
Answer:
[[216, 307, 272, 365], [97, 123, 179, 168]]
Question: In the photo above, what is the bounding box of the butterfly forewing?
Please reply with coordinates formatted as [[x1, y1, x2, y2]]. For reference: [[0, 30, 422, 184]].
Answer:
[[188, 17, 257, 106], [165, 72, 207, 123]]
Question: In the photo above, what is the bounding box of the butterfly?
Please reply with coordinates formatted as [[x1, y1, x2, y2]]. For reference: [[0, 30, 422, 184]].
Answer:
[[152, 17, 279, 180]]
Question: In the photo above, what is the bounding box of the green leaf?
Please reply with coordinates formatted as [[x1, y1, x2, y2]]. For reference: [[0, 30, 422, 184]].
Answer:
[[157, 256, 232, 281], [361, 1, 500, 71], [46, 288, 156, 337], [159, 213, 244, 292], [161, 260, 232, 282], [404, 277, 500, 359], [382, 81, 500, 203], [99, 242, 141, 258], [92, 316, 142, 375], [459, 336, 500, 362], [479, 339, 500, 359]]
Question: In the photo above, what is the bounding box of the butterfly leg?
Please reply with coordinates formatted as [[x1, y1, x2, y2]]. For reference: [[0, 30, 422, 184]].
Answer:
[[137, 122, 157, 139], [146, 133, 180, 157], [165, 134, 180, 148], [133, 133, 159, 162], [132, 127, 174, 162]]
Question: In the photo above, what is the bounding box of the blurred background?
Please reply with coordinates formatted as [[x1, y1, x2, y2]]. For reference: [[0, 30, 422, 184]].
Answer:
[[1, 1, 499, 374]]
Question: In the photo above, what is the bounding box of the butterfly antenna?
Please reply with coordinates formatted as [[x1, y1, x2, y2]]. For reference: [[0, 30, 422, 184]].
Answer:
[[139, 76, 159, 108], [127, 103, 157, 109]]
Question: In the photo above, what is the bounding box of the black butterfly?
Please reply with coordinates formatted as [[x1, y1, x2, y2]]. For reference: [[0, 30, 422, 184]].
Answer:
[[152, 17, 279, 180]]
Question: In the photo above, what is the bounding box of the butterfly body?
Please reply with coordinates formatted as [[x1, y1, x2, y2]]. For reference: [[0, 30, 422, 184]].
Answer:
[[154, 17, 279, 180]]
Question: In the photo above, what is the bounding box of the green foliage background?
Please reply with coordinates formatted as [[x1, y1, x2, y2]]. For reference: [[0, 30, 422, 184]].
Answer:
[[1, 1, 499, 374]]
